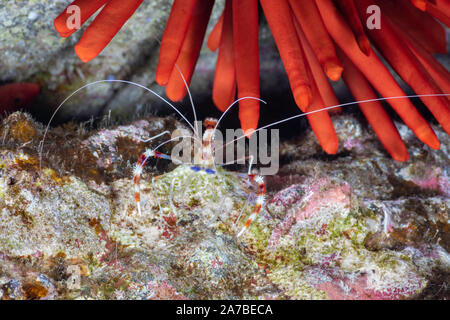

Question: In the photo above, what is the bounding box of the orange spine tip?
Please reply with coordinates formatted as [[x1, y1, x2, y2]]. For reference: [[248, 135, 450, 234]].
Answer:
[[387, 15, 450, 98], [297, 26, 338, 155], [338, 49, 409, 161], [238, 99, 259, 137], [376, 0, 447, 53], [324, 61, 344, 83], [416, 128, 441, 150], [233, 0, 260, 134], [294, 20, 341, 114], [155, 0, 198, 86], [292, 85, 313, 112], [305, 101, 339, 155], [75, 0, 143, 62], [165, 1, 214, 102], [54, 0, 108, 38], [410, 0, 427, 11], [244, 128, 256, 138], [212, 0, 236, 112], [357, 0, 450, 135], [315, 0, 439, 149], [289, 0, 343, 81], [306, 109, 339, 155], [335, 0, 372, 56], [260, 0, 312, 111]]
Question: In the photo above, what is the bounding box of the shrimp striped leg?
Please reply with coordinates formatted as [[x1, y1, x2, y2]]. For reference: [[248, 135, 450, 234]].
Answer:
[[133, 149, 172, 215], [237, 175, 266, 237]]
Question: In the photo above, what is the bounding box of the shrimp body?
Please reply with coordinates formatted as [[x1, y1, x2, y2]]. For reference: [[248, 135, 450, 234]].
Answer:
[[133, 118, 265, 237]]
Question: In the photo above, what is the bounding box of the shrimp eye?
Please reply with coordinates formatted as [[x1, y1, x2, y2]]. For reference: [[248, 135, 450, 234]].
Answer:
[[14, 98, 21, 105]]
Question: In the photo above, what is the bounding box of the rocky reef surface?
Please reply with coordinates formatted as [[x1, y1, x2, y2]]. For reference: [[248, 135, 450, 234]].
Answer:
[[0, 111, 448, 300]]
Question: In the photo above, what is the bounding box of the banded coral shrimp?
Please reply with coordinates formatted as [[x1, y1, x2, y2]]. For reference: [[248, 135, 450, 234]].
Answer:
[[36, 72, 270, 239], [132, 115, 267, 239], [116, 88, 450, 240], [37, 72, 450, 242]]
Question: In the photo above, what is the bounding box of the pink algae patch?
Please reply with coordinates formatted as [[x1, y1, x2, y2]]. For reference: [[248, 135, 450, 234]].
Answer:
[[411, 167, 449, 196], [314, 270, 418, 300], [267, 178, 351, 251], [295, 178, 350, 221]]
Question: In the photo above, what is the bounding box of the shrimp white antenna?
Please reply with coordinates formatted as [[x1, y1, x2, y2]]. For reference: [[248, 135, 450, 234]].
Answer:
[[211, 96, 267, 170], [212, 96, 267, 137], [169, 177, 178, 217], [208, 196, 226, 226], [173, 64, 198, 137], [140, 131, 171, 143], [214, 93, 450, 155], [39, 79, 198, 170], [147, 35, 200, 139], [152, 177, 163, 216], [235, 196, 250, 225], [152, 134, 200, 161], [248, 155, 254, 175]]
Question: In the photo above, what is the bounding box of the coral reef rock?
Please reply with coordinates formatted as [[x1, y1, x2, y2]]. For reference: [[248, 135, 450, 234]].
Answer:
[[0, 112, 448, 299]]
